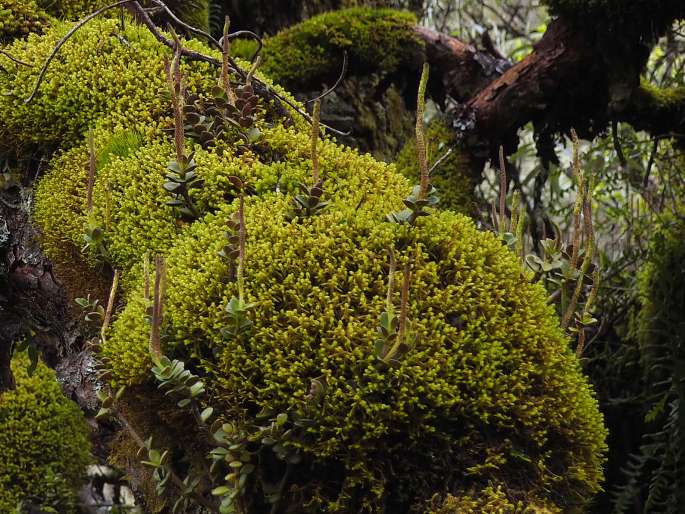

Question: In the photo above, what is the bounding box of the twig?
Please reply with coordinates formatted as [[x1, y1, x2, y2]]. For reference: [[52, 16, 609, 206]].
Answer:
[[0, 49, 33, 67], [305, 51, 348, 104], [150, 0, 221, 50], [643, 137, 659, 188], [222, 30, 263, 63], [101, 269, 120, 343], [428, 148, 453, 175], [611, 121, 627, 169]]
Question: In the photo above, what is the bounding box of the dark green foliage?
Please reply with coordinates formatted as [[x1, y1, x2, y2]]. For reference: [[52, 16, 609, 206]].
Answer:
[[286, 179, 330, 221], [611, 214, 685, 513], [182, 84, 261, 150], [544, 0, 685, 40]]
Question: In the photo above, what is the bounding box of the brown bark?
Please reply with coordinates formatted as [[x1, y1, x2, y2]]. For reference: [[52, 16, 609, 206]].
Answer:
[[0, 183, 99, 409]]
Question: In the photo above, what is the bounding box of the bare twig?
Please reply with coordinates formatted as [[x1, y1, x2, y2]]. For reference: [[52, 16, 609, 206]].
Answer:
[[428, 148, 453, 175], [101, 269, 120, 343], [305, 51, 348, 104], [222, 30, 263, 63], [150, 0, 221, 50], [0, 49, 33, 67]]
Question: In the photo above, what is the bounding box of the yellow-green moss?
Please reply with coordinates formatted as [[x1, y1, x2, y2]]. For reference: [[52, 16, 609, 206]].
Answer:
[[0, 355, 92, 513], [36, 0, 107, 20], [252, 8, 422, 89], [428, 485, 561, 513], [105, 188, 605, 511], [35, 121, 400, 279], [0, 16, 216, 152], [395, 118, 477, 214], [0, 0, 50, 41]]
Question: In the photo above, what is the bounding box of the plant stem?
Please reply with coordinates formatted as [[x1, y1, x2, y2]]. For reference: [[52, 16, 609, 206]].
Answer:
[[416, 63, 430, 200]]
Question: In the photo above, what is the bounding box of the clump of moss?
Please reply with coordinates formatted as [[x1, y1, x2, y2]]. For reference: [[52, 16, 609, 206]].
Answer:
[[36, 0, 107, 20], [255, 7, 423, 89], [0, 0, 50, 41], [394, 117, 477, 214], [0, 16, 216, 152], [0, 355, 92, 513], [103, 182, 606, 511]]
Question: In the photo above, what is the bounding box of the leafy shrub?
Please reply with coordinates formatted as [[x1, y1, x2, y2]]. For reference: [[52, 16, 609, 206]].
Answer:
[[0, 354, 92, 513], [611, 213, 685, 513]]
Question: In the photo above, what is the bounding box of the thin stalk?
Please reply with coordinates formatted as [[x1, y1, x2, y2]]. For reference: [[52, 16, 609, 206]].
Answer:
[[569, 128, 584, 268], [562, 177, 596, 329], [385, 247, 396, 321], [149, 255, 166, 362], [100, 269, 120, 344], [498, 146, 507, 235], [311, 99, 321, 183], [237, 196, 246, 301], [168, 30, 186, 164], [416, 63, 430, 199], [384, 253, 413, 363], [87, 129, 96, 212], [221, 16, 237, 106]]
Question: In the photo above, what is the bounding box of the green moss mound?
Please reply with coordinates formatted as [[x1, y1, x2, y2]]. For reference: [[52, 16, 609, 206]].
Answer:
[[0, 17, 215, 152], [252, 7, 422, 90], [103, 183, 606, 511], [395, 118, 477, 214], [0, 355, 92, 513], [0, 0, 50, 41]]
